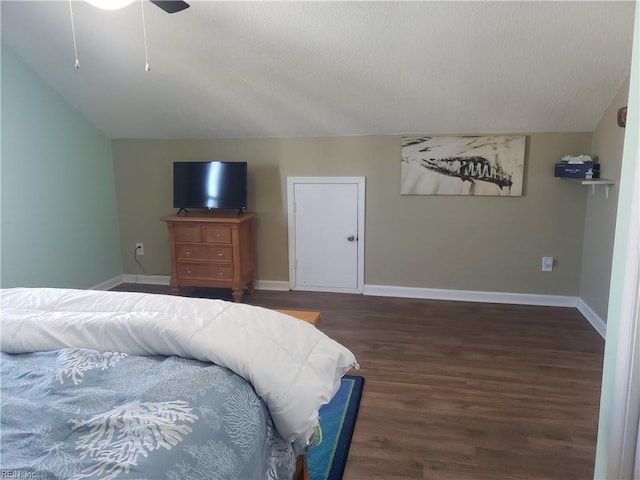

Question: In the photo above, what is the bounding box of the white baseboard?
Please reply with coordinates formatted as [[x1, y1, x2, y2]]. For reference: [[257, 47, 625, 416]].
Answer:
[[122, 274, 171, 285], [97, 276, 603, 337], [114, 277, 578, 307], [118, 275, 289, 291], [576, 298, 607, 339], [91, 275, 126, 291], [254, 280, 289, 291], [363, 284, 579, 307]]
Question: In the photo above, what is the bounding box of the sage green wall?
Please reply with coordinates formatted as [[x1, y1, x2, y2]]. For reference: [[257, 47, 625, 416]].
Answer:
[[1, 47, 122, 288], [113, 132, 591, 295], [580, 76, 630, 322]]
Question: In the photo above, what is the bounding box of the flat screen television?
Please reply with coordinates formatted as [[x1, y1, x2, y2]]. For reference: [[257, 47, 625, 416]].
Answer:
[[173, 161, 248, 211]]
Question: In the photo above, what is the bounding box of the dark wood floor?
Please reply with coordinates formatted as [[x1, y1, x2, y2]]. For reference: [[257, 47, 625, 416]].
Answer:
[[111, 284, 605, 480]]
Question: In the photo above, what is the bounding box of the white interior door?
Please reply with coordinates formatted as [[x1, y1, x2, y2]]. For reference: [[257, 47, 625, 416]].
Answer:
[[287, 177, 365, 293]]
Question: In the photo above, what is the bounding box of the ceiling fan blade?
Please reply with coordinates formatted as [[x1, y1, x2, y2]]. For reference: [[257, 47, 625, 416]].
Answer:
[[149, 1, 189, 14]]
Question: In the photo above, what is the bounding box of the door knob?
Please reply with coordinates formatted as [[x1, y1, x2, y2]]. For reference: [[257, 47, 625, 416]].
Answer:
[[347, 235, 355, 242]]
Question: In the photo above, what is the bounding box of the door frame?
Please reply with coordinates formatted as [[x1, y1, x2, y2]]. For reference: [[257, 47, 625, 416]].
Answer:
[[287, 176, 365, 294], [602, 142, 640, 480]]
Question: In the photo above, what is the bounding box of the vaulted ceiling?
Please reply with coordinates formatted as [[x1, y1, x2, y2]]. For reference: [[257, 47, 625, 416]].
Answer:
[[1, 1, 635, 139]]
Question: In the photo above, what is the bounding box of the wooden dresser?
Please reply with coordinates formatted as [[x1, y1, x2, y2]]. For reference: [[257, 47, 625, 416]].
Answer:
[[162, 212, 255, 302]]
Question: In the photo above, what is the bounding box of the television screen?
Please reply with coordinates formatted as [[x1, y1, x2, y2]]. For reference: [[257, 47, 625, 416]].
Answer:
[[173, 161, 247, 210]]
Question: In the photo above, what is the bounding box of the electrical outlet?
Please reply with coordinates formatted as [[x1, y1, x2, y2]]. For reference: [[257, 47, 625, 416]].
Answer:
[[541, 256, 553, 272], [136, 243, 144, 256]]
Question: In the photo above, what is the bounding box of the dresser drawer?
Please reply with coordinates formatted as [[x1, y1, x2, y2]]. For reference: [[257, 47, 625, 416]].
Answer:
[[176, 245, 232, 262], [176, 263, 233, 280], [175, 225, 202, 243], [203, 226, 232, 244]]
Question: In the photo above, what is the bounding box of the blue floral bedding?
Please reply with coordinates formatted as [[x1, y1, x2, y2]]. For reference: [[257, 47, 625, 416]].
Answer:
[[0, 349, 296, 480]]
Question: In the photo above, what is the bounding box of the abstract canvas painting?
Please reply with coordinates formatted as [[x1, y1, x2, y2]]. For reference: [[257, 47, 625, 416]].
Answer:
[[401, 136, 526, 196]]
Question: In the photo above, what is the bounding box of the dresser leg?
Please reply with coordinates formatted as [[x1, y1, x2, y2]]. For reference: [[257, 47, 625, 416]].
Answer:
[[247, 281, 255, 295], [232, 289, 244, 303]]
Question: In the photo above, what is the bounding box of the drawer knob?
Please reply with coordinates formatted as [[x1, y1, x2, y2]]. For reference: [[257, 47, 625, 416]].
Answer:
[[216, 233, 221, 237], [185, 250, 191, 255], [217, 251, 223, 256], [187, 270, 192, 274], [218, 270, 225, 276], [186, 232, 190, 236]]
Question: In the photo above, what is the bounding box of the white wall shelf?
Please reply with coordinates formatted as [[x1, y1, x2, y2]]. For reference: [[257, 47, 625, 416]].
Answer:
[[581, 179, 616, 197], [557, 178, 616, 197]]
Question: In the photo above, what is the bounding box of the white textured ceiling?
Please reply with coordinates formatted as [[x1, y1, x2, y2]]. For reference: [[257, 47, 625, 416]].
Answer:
[[1, 1, 636, 139]]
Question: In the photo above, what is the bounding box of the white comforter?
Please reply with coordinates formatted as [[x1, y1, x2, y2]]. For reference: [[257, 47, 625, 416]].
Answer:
[[0, 288, 358, 451]]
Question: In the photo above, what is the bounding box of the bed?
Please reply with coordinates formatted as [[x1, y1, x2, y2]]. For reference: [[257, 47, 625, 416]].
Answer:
[[0, 288, 358, 480]]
